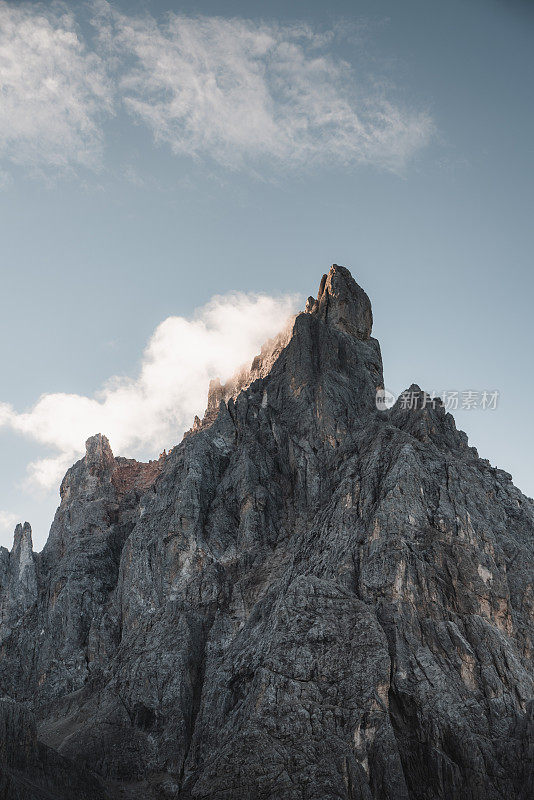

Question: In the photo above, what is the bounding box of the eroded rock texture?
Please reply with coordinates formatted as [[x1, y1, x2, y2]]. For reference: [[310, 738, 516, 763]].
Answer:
[[0, 264, 532, 799]]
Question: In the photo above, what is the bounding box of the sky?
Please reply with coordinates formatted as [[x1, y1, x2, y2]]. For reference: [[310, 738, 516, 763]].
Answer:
[[0, 0, 533, 550]]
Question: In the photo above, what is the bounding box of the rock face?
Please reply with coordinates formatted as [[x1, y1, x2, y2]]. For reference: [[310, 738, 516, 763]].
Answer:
[[0, 522, 37, 641], [0, 698, 107, 800], [0, 265, 532, 800]]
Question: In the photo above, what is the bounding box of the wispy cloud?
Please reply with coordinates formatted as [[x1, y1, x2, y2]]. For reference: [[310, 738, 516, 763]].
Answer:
[[0, 2, 113, 176], [0, 291, 298, 489], [101, 7, 433, 173], [0, 1, 433, 181]]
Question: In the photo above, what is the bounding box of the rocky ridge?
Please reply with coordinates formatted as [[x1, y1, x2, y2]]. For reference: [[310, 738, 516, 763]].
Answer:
[[0, 264, 532, 799]]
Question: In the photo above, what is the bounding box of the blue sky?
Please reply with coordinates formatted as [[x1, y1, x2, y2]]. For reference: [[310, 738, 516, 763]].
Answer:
[[0, 0, 533, 549]]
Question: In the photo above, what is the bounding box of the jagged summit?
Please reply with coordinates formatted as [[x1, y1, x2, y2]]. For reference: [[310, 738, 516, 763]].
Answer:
[[0, 265, 532, 800], [0, 522, 37, 644], [306, 263, 373, 339], [85, 432, 115, 476], [203, 264, 380, 429], [12, 520, 33, 553], [94, 266, 376, 446]]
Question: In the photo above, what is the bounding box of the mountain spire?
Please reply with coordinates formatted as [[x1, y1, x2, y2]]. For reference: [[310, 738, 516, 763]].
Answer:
[[307, 264, 373, 339]]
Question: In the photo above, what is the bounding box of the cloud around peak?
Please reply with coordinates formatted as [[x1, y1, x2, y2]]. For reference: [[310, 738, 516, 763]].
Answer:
[[0, 1, 434, 181], [0, 290, 299, 491]]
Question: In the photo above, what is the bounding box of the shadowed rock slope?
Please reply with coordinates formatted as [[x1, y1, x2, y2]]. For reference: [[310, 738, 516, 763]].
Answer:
[[0, 264, 532, 799]]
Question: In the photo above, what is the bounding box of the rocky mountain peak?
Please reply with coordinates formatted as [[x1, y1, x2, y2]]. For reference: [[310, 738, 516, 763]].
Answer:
[[11, 521, 33, 558], [10, 521, 37, 604], [84, 433, 115, 476], [0, 265, 532, 800], [204, 264, 379, 432], [307, 263, 373, 339], [10, 522, 35, 587], [0, 523, 37, 642]]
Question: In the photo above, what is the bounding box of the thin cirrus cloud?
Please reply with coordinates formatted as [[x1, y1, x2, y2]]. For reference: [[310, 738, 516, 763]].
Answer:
[[0, 291, 299, 492], [99, 4, 434, 172], [0, 1, 434, 179], [0, 2, 113, 175]]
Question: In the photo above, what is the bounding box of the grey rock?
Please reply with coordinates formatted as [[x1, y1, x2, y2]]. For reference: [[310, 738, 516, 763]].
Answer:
[[0, 265, 532, 799], [313, 263, 373, 339], [0, 698, 107, 799], [0, 522, 37, 642]]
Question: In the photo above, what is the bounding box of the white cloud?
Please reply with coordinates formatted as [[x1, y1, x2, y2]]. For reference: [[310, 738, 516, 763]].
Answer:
[[0, 291, 299, 490], [0, 2, 433, 179], [100, 8, 433, 173], [0, 2, 112, 175], [0, 510, 19, 538]]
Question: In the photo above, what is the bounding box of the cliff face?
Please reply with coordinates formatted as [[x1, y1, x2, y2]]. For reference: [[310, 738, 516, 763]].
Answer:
[[0, 265, 532, 800]]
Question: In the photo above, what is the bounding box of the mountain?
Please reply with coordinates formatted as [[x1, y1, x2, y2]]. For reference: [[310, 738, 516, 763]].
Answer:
[[0, 265, 532, 800]]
